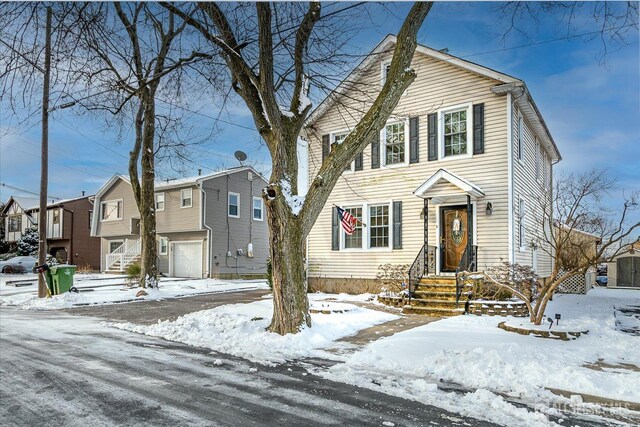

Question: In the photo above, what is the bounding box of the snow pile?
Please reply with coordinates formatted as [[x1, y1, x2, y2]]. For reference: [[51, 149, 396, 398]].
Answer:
[[1, 278, 269, 310], [280, 179, 305, 216], [110, 296, 397, 365], [322, 288, 640, 414]]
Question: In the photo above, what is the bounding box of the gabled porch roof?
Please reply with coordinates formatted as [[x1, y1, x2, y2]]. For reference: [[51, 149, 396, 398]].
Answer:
[[413, 168, 485, 201]]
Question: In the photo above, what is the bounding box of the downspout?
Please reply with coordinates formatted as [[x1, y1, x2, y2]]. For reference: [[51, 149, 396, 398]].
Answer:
[[506, 91, 514, 265], [198, 180, 213, 278]]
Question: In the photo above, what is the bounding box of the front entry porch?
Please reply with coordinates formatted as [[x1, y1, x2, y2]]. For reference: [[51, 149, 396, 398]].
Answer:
[[382, 169, 483, 316]]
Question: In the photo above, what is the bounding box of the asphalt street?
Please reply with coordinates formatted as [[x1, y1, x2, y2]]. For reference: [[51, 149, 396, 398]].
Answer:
[[0, 294, 497, 427]]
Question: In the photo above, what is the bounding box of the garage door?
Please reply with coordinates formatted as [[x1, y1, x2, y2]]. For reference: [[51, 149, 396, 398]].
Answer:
[[172, 241, 202, 278]]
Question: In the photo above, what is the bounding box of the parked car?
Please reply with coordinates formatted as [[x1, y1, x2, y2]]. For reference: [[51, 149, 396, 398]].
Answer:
[[0, 256, 38, 274]]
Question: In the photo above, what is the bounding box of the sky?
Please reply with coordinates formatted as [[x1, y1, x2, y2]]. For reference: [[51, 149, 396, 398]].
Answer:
[[1, 2, 638, 230]]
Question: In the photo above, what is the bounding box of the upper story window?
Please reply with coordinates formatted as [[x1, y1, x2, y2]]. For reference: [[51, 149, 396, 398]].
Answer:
[[228, 192, 240, 218], [8, 215, 21, 232], [180, 188, 192, 208], [535, 138, 541, 181], [252, 197, 263, 221], [88, 210, 93, 229], [53, 210, 60, 224], [444, 109, 468, 157], [517, 114, 524, 162], [342, 207, 363, 249], [101, 200, 122, 221], [384, 122, 406, 165], [369, 204, 390, 248], [381, 62, 391, 86], [155, 192, 165, 211], [331, 131, 356, 172]]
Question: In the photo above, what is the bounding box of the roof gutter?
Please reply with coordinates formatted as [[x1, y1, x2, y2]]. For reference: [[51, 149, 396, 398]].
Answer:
[[492, 82, 562, 162]]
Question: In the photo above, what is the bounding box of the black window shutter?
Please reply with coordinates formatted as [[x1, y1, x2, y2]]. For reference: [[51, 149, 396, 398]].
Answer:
[[409, 116, 420, 164], [322, 134, 330, 162], [354, 151, 363, 171], [393, 201, 402, 249], [427, 113, 438, 161], [331, 206, 339, 250], [371, 132, 380, 169], [473, 103, 485, 155]]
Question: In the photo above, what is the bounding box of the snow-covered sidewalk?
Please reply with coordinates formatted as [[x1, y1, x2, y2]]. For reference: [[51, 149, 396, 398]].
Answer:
[[0, 274, 269, 309]]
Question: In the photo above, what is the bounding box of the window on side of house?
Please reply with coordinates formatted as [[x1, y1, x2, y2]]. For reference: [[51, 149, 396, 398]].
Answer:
[[8, 215, 21, 232], [101, 200, 122, 221], [53, 209, 60, 224], [155, 192, 165, 211], [517, 114, 524, 161], [88, 210, 93, 229], [381, 62, 391, 85], [535, 138, 541, 182], [443, 109, 468, 157], [342, 206, 363, 249], [180, 188, 192, 208], [159, 237, 168, 255], [519, 197, 526, 250], [331, 131, 353, 172], [228, 192, 240, 218], [384, 122, 406, 165], [369, 204, 390, 248], [252, 197, 263, 221]]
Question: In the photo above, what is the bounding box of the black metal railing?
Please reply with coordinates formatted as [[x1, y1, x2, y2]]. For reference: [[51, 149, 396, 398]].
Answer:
[[455, 245, 478, 304], [408, 245, 438, 303], [408, 245, 426, 303]]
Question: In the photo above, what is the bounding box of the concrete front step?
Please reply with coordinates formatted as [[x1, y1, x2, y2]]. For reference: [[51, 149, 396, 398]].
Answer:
[[413, 290, 459, 299], [403, 306, 465, 317], [420, 275, 457, 285]]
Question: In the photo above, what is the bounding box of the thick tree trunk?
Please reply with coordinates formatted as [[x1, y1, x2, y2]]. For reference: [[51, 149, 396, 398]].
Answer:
[[139, 98, 158, 288], [266, 195, 310, 334]]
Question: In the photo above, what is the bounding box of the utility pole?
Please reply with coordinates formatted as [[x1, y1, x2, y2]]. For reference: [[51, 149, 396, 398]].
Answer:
[[37, 6, 52, 298]]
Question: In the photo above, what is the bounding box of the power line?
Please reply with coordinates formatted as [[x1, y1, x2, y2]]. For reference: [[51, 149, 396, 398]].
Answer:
[[0, 182, 60, 200]]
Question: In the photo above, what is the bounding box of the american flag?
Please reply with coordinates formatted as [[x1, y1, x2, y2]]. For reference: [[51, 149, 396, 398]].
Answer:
[[336, 206, 357, 235]]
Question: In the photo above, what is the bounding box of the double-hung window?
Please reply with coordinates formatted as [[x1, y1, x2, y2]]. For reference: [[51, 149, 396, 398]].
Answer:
[[155, 192, 165, 211], [384, 122, 406, 165], [343, 207, 363, 249], [228, 192, 240, 218], [517, 114, 524, 162], [180, 189, 192, 208], [443, 109, 468, 157], [159, 237, 168, 255], [252, 197, 263, 221], [369, 204, 390, 248], [535, 138, 541, 182], [332, 131, 353, 172], [101, 200, 122, 221]]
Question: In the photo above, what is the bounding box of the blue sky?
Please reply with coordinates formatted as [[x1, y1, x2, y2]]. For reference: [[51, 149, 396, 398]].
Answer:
[[1, 2, 638, 225]]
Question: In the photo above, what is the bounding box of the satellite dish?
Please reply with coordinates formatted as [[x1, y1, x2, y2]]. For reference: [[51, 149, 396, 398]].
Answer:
[[234, 150, 248, 163]]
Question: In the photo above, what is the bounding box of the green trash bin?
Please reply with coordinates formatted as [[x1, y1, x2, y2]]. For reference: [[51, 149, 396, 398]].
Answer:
[[49, 265, 76, 295]]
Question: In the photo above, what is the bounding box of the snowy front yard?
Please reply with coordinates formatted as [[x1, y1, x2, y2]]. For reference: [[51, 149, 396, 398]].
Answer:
[[105, 287, 639, 426], [0, 273, 269, 309]]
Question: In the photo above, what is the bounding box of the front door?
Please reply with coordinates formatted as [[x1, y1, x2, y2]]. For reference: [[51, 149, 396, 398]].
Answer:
[[440, 206, 468, 272]]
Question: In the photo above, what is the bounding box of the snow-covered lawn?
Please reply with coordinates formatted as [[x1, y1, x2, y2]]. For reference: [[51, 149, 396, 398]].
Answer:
[[0, 273, 269, 309], [319, 287, 640, 425], [111, 293, 396, 365], [109, 287, 639, 426]]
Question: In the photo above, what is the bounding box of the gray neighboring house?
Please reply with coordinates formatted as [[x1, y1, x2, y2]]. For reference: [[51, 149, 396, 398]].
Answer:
[[91, 167, 270, 278]]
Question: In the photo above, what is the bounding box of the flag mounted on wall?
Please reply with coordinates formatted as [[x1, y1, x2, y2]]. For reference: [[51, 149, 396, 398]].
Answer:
[[336, 206, 357, 235]]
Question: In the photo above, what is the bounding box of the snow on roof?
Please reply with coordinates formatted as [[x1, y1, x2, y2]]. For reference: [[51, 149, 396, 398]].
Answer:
[[3, 196, 40, 212], [155, 166, 267, 190]]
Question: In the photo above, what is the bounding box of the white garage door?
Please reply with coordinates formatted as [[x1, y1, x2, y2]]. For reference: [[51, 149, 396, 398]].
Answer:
[[171, 241, 202, 278]]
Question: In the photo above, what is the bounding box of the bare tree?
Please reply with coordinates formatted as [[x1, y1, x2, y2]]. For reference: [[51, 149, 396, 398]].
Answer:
[[160, 2, 433, 334], [62, 3, 218, 287], [462, 170, 640, 325]]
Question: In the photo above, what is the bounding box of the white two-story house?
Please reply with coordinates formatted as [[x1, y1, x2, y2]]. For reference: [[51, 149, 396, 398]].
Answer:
[[304, 35, 561, 311]]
